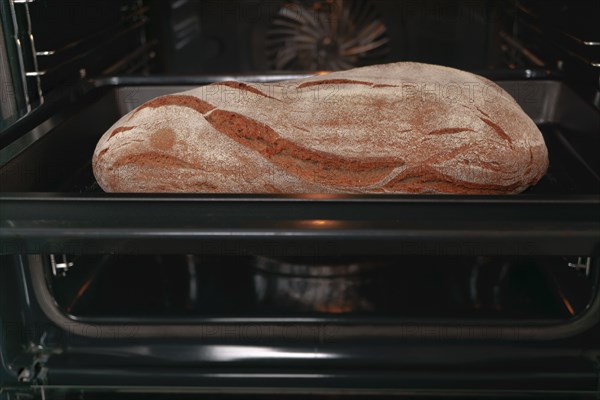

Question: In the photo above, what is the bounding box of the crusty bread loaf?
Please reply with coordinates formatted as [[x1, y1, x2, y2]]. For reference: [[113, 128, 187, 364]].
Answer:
[[92, 62, 548, 194]]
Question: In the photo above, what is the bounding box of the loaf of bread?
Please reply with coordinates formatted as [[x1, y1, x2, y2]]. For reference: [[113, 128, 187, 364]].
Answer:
[[93, 62, 548, 194]]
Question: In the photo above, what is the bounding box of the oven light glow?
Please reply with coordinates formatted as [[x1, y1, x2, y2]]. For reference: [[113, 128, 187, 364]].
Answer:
[[301, 219, 343, 228], [205, 345, 340, 361]]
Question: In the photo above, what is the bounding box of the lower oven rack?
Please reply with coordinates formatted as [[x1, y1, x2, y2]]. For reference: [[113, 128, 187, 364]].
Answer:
[[0, 253, 598, 396], [25, 254, 600, 341]]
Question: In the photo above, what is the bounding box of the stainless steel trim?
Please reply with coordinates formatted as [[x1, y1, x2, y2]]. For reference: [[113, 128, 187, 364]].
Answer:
[[0, 15, 18, 122], [562, 32, 600, 47], [7, 0, 31, 112], [41, 7, 150, 58], [516, 3, 600, 47], [499, 30, 545, 67], [512, 12, 600, 69], [40, 19, 149, 80], [0, 112, 63, 166], [568, 257, 592, 276], [22, 2, 44, 104], [49, 254, 74, 277], [101, 40, 157, 75], [20, 386, 600, 397]]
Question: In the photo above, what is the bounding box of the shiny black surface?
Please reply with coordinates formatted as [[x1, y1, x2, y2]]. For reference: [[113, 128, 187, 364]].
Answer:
[[1, 193, 599, 256]]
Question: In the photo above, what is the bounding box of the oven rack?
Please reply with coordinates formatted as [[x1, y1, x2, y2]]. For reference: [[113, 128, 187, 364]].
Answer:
[[499, 1, 599, 81], [1, 0, 154, 129]]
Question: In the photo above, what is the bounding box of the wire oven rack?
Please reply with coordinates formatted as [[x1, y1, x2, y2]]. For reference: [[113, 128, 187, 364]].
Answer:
[[1, 0, 154, 129]]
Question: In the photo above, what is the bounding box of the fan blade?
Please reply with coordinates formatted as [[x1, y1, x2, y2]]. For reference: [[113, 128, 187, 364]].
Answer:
[[353, 0, 375, 32], [355, 20, 386, 46], [274, 44, 300, 70], [271, 16, 322, 39], [267, 0, 390, 71], [341, 36, 389, 56], [267, 26, 320, 43]]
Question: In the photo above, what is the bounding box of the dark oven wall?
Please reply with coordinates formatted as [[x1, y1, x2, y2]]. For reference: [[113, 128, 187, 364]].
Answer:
[[4, 0, 598, 112], [146, 0, 600, 106], [157, 0, 494, 74]]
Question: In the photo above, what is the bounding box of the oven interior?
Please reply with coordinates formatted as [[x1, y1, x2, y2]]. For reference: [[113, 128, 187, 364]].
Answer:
[[1, 77, 599, 328], [46, 254, 598, 322], [1, 0, 600, 398]]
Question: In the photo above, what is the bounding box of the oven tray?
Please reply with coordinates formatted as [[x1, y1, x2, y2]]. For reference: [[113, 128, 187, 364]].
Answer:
[[0, 75, 599, 255]]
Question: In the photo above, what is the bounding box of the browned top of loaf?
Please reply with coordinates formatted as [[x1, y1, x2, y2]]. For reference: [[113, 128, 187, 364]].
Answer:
[[93, 62, 548, 194]]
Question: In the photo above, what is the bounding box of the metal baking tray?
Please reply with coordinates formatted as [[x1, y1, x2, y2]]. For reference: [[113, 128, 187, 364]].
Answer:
[[0, 73, 599, 255]]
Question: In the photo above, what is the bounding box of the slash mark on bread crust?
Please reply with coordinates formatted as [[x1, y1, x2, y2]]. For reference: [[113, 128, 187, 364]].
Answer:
[[373, 83, 399, 88], [382, 165, 522, 194], [297, 79, 398, 89], [130, 95, 216, 119], [525, 147, 534, 179], [428, 127, 474, 135], [293, 125, 310, 132], [476, 106, 491, 118], [212, 81, 280, 101], [112, 152, 198, 170], [108, 126, 135, 140], [96, 148, 108, 160], [479, 117, 513, 144], [121, 93, 403, 187], [424, 145, 470, 165], [205, 109, 403, 187]]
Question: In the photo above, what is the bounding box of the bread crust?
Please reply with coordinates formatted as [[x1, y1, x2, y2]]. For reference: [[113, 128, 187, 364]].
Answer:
[[93, 62, 549, 194]]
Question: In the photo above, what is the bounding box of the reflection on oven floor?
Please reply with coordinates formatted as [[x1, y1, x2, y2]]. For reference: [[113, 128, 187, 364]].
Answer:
[[47, 255, 593, 320]]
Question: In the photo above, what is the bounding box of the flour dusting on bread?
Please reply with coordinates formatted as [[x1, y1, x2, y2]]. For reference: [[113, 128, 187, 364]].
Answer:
[[93, 62, 548, 194]]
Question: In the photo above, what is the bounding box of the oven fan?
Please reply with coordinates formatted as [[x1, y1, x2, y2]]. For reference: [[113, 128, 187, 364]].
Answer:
[[266, 0, 390, 71]]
